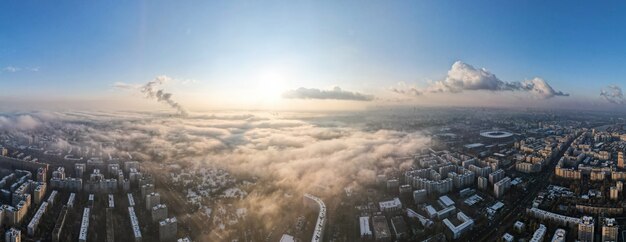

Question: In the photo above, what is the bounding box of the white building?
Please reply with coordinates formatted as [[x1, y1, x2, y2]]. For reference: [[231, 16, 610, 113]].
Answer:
[[79, 208, 90, 242], [379, 197, 402, 212], [442, 211, 474, 240], [552, 228, 566, 242], [67, 193, 76, 208], [530, 224, 547, 242], [128, 207, 142, 242], [502, 233, 514, 242], [359, 216, 372, 239]]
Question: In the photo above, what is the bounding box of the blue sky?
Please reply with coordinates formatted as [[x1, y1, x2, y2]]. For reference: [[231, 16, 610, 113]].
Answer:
[[1, 1, 626, 110]]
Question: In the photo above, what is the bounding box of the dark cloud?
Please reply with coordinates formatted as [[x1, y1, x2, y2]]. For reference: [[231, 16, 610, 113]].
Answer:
[[282, 86, 374, 101]]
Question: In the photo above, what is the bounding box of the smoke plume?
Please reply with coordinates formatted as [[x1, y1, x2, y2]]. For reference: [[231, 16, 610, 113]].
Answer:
[[141, 76, 188, 116], [600, 85, 626, 104]]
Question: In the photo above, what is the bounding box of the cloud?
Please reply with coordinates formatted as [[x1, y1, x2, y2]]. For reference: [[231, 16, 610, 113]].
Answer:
[[112, 82, 141, 90], [428, 61, 514, 93], [392, 61, 569, 99], [2, 66, 20, 73], [517, 77, 569, 99], [1, 66, 39, 73], [600, 85, 626, 104], [0, 114, 41, 130], [282, 86, 374, 101], [390, 82, 422, 96]]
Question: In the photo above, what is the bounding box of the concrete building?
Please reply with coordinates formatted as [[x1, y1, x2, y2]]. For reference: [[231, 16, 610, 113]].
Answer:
[[159, 217, 178, 242], [390, 216, 407, 240], [52, 167, 65, 179], [552, 228, 566, 242], [146, 192, 161, 210], [610, 186, 619, 201], [108, 194, 115, 208], [79, 208, 90, 242], [578, 216, 595, 242], [5, 228, 20, 242], [141, 184, 155, 198], [493, 177, 511, 198], [477, 176, 488, 190], [128, 207, 142, 242], [33, 183, 46, 205], [280, 234, 295, 242], [502, 233, 514, 242], [47, 190, 58, 206], [49, 177, 83, 191], [399, 184, 412, 196], [514, 221, 525, 233], [526, 208, 581, 228], [424, 204, 456, 220], [529, 224, 547, 242], [52, 206, 68, 242], [128, 193, 135, 207], [618, 152, 624, 169], [488, 169, 505, 184], [386, 179, 399, 191], [601, 218, 618, 242], [438, 195, 455, 207], [27, 202, 48, 236], [516, 161, 541, 173], [359, 216, 372, 239], [372, 215, 391, 242], [75, 163, 86, 178], [405, 168, 454, 195], [152, 204, 168, 222], [413, 189, 427, 204], [379, 197, 402, 213], [443, 211, 474, 240]]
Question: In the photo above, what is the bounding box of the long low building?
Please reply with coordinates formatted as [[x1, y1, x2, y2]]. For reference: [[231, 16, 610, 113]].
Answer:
[[27, 201, 48, 236], [303, 194, 326, 242], [526, 208, 581, 227], [79, 208, 90, 242], [529, 224, 547, 242], [128, 206, 142, 242], [52, 206, 68, 242]]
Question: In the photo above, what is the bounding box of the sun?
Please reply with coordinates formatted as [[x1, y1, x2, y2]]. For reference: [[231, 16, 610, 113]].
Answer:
[[255, 67, 289, 102]]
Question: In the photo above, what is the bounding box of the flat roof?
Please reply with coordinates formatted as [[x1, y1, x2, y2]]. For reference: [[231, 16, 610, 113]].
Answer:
[[439, 195, 455, 207]]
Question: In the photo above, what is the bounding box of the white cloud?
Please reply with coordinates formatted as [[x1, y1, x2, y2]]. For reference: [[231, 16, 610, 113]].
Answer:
[[392, 61, 568, 99]]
